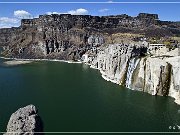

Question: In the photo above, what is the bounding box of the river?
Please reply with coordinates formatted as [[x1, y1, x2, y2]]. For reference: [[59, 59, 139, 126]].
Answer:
[[0, 58, 180, 132]]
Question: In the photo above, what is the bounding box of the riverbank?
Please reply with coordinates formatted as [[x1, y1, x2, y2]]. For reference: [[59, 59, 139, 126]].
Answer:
[[4, 60, 32, 66], [0, 56, 82, 64], [89, 64, 119, 84], [1, 56, 120, 85]]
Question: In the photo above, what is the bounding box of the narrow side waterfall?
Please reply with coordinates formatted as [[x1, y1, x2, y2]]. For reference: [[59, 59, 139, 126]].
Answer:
[[125, 58, 140, 89]]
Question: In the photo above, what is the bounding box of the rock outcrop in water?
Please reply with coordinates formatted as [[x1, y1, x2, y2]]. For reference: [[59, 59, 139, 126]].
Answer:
[[4, 105, 43, 135]]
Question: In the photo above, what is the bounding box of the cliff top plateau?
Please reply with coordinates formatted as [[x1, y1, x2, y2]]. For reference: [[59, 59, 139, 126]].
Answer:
[[0, 13, 180, 60]]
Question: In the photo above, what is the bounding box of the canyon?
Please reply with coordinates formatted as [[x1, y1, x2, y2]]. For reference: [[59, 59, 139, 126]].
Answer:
[[0, 13, 180, 105]]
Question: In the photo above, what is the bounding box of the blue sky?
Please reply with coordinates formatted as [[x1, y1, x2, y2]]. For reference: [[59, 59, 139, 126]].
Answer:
[[0, 0, 180, 28]]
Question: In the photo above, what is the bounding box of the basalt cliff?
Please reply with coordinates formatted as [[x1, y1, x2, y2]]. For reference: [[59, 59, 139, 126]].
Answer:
[[0, 13, 180, 104]]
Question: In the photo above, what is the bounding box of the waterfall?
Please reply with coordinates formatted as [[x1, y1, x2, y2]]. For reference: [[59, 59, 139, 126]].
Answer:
[[126, 58, 140, 89]]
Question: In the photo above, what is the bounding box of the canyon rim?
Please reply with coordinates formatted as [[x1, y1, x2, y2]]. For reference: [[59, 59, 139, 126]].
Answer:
[[0, 13, 180, 104]]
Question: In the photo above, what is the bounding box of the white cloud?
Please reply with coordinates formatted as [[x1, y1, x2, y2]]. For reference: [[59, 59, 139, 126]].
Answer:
[[98, 8, 110, 12], [67, 8, 88, 15], [0, 8, 88, 28], [47, 8, 88, 15], [0, 17, 20, 28], [0, 23, 19, 28], [46, 12, 62, 15], [0, 17, 19, 23], [14, 10, 31, 18], [0, 10, 31, 28], [34, 15, 40, 18]]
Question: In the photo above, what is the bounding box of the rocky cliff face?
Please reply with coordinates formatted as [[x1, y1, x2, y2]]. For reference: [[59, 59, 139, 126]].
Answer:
[[89, 42, 147, 83], [127, 56, 180, 104], [87, 42, 180, 105], [0, 13, 180, 60], [4, 105, 43, 135]]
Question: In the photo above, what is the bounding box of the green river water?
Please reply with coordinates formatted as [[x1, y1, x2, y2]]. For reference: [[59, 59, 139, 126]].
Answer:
[[0, 58, 180, 132]]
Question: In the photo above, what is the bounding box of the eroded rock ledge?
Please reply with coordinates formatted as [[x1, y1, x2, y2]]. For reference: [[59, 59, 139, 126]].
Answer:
[[4, 105, 43, 135]]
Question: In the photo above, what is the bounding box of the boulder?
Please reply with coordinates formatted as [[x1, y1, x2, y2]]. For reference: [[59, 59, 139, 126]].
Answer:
[[4, 105, 43, 135]]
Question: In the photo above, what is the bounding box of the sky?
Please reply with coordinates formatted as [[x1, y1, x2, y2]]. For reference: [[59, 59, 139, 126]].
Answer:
[[0, 0, 180, 28]]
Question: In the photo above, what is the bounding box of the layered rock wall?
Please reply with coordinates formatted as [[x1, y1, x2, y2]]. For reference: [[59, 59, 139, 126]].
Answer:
[[87, 44, 180, 104], [1, 13, 180, 60]]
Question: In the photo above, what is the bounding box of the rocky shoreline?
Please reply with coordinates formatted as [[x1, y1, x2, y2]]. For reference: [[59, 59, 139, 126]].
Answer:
[[0, 56, 82, 65], [4, 60, 32, 66], [89, 51, 180, 105]]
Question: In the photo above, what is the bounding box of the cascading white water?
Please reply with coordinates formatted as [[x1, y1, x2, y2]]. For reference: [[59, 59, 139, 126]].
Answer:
[[125, 58, 140, 89]]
